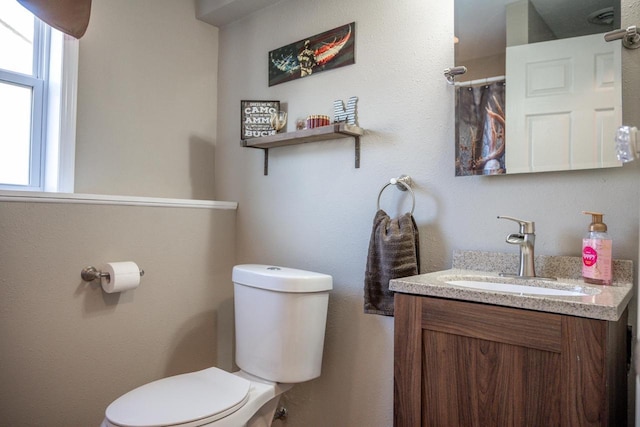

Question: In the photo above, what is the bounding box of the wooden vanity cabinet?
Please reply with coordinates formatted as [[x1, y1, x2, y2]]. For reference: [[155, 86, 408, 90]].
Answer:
[[393, 293, 628, 427]]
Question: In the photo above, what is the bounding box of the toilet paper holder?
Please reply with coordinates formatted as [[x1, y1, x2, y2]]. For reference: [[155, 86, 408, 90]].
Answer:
[[80, 265, 145, 282]]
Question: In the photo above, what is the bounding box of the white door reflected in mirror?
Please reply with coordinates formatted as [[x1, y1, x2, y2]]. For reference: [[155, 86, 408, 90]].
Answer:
[[506, 33, 622, 173]]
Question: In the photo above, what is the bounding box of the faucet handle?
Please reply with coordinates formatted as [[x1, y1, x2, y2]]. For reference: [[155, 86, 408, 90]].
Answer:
[[497, 215, 535, 233]]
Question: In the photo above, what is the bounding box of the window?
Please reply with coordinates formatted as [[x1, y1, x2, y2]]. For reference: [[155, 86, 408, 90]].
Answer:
[[0, 0, 77, 192]]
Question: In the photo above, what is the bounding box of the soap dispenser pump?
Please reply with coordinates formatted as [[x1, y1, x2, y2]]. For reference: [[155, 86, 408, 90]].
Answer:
[[582, 211, 612, 285]]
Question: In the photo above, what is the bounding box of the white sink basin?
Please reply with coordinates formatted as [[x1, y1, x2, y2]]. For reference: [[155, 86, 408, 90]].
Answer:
[[443, 278, 601, 297]]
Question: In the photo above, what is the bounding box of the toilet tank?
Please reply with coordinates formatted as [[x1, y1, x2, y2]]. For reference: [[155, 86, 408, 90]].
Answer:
[[232, 265, 332, 384]]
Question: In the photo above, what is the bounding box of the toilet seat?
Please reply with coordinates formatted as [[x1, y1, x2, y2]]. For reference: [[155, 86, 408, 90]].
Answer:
[[105, 367, 250, 427]]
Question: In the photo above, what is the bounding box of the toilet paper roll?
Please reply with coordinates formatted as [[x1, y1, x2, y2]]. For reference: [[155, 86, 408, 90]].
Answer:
[[100, 262, 141, 293]]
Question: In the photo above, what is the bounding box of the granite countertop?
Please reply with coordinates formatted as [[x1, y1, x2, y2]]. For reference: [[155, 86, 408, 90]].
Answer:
[[389, 250, 634, 321]]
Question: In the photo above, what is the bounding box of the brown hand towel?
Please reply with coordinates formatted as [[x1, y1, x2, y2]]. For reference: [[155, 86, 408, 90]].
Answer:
[[364, 209, 420, 316]]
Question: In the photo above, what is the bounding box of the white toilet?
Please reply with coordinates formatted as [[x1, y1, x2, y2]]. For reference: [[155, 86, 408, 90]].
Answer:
[[101, 264, 332, 427]]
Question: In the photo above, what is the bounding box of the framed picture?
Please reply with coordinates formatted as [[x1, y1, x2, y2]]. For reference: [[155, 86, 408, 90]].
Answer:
[[241, 100, 280, 140], [268, 22, 355, 87]]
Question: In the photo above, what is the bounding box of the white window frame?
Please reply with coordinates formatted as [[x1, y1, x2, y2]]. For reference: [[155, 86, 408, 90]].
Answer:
[[0, 18, 77, 193], [45, 31, 78, 193]]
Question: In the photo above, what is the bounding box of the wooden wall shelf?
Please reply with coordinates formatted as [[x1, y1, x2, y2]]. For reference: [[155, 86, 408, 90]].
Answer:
[[241, 123, 364, 175]]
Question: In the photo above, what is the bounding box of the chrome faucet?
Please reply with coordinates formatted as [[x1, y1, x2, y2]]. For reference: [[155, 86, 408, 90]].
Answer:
[[497, 216, 536, 278]]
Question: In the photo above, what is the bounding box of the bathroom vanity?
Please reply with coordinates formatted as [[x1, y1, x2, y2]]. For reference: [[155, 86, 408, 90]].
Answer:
[[390, 251, 633, 427]]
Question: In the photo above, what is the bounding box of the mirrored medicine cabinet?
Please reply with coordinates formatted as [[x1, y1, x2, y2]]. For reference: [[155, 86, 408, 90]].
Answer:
[[454, 0, 622, 176]]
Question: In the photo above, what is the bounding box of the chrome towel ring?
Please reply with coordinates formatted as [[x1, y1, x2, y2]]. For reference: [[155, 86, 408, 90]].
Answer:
[[376, 175, 416, 214]]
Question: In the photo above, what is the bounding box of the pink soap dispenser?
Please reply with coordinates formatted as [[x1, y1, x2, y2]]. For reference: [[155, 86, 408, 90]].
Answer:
[[582, 211, 612, 285]]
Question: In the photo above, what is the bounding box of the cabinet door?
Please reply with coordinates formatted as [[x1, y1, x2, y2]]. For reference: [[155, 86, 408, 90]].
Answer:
[[393, 294, 626, 427], [422, 297, 562, 426]]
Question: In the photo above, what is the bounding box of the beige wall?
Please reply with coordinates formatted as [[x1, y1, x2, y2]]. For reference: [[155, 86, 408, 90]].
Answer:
[[0, 200, 237, 425], [215, 0, 640, 426], [0, 1, 234, 425], [0, 1, 233, 425], [75, 0, 219, 200]]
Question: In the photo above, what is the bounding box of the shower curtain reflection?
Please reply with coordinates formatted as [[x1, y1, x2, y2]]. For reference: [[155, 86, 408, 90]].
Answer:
[[455, 81, 506, 176]]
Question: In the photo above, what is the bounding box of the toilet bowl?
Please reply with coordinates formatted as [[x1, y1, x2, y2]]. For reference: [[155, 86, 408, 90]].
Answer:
[[101, 265, 332, 427]]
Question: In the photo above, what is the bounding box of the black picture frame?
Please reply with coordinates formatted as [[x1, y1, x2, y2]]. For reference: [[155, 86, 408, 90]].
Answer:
[[268, 22, 355, 87], [241, 100, 280, 140]]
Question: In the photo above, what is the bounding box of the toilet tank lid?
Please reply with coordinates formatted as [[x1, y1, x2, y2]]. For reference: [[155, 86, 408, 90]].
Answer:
[[233, 265, 332, 293]]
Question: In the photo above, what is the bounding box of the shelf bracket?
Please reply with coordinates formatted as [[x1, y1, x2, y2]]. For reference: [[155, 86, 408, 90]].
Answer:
[[263, 148, 269, 175], [242, 124, 364, 175], [260, 139, 357, 175]]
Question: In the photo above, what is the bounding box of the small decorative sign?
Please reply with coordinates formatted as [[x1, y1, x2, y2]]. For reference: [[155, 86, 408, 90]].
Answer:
[[333, 96, 358, 125], [241, 100, 280, 140], [269, 22, 355, 87]]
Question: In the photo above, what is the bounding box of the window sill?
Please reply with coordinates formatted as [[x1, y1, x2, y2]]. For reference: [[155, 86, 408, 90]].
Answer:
[[0, 191, 238, 210]]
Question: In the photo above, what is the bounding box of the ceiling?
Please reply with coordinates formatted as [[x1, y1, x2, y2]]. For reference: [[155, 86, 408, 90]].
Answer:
[[195, 0, 282, 27]]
